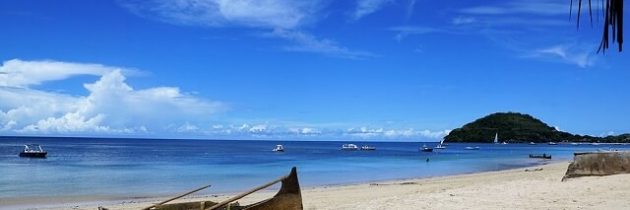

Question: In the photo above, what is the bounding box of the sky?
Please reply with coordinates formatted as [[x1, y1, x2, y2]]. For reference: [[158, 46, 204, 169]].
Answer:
[[0, 0, 628, 141]]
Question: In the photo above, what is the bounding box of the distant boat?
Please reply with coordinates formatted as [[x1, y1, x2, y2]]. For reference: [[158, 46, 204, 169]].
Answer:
[[493, 133, 499, 144], [420, 145, 433, 152], [465, 146, 480, 150], [272, 145, 284, 152], [529, 154, 552, 159], [341, 144, 359, 151], [570, 142, 579, 145], [434, 139, 447, 149], [591, 142, 600, 146], [501, 141, 508, 145], [529, 142, 536, 145], [548, 142, 558, 145], [19, 144, 47, 158], [360, 145, 376, 150]]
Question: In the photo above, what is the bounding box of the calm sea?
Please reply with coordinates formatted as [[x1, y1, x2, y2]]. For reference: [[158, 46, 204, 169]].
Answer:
[[0, 137, 626, 200]]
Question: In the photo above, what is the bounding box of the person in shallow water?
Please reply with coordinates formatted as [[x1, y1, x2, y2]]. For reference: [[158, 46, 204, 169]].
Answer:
[[426, 158, 430, 162]]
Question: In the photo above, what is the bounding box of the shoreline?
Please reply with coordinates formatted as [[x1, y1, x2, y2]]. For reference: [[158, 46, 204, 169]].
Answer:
[[2, 160, 572, 210]]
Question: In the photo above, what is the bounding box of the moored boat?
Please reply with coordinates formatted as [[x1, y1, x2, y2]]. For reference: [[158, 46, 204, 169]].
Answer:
[[140, 167, 303, 210], [529, 142, 536, 145], [341, 144, 359, 151], [464, 146, 480, 150], [18, 144, 47, 158], [548, 142, 558, 145], [420, 145, 433, 152], [434, 139, 447, 149], [529, 154, 552, 159], [273, 145, 285, 152], [360, 145, 376, 150]]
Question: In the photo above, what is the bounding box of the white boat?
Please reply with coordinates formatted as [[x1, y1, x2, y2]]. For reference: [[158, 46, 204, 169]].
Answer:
[[420, 144, 433, 152], [501, 141, 508, 145], [272, 145, 284, 152], [465, 146, 480, 150], [529, 142, 536, 145], [19, 144, 47, 158], [591, 142, 600, 146], [570, 142, 579, 145], [548, 142, 558, 145], [341, 144, 359, 151], [493, 133, 499, 144], [360, 145, 376, 150], [434, 139, 447, 149]]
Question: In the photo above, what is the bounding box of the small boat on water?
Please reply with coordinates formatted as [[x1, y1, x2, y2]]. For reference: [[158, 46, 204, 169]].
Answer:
[[272, 145, 284, 152], [529, 154, 552, 159], [493, 133, 499, 144], [128, 167, 303, 210], [19, 144, 47, 158], [591, 142, 600, 146], [570, 142, 579, 145], [548, 142, 558, 145], [360, 145, 376, 150], [420, 145, 433, 152], [465, 146, 480, 150], [341, 144, 359, 151], [434, 139, 447, 149], [529, 142, 536, 145]]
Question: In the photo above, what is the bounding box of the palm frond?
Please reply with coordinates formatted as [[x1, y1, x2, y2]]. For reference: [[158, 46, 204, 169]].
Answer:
[[572, 0, 624, 53]]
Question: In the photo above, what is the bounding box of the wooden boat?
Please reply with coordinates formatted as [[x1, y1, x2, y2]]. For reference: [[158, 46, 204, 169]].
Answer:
[[19, 144, 47, 158], [136, 167, 302, 210], [529, 154, 552, 159]]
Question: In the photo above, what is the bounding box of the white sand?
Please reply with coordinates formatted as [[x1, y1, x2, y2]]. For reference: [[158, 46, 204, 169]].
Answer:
[[5, 161, 630, 210]]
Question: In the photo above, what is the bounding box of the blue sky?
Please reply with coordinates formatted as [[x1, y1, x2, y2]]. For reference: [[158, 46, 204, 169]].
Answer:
[[0, 0, 628, 141]]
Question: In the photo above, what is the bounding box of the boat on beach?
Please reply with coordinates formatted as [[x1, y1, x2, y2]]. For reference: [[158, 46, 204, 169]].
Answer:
[[135, 167, 303, 210], [341, 144, 359, 151], [272, 145, 284, 152], [529, 154, 552, 159], [18, 144, 47, 158], [360, 145, 376, 150]]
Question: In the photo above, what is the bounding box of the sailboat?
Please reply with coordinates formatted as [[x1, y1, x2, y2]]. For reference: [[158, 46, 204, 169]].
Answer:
[[434, 139, 447, 149], [493, 133, 499, 144]]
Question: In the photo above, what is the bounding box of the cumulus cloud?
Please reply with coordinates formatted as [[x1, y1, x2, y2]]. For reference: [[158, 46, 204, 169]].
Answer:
[[120, 0, 323, 29], [346, 127, 450, 139], [0, 59, 226, 134], [352, 0, 392, 21], [0, 59, 116, 88]]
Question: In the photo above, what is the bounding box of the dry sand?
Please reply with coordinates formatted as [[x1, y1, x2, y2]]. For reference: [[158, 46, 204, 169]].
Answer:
[[4, 161, 630, 210]]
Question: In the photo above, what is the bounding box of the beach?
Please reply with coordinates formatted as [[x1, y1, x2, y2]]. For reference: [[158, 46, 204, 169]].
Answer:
[[8, 161, 629, 210]]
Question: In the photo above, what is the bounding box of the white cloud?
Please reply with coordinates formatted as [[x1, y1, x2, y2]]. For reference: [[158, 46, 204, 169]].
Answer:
[[352, 0, 392, 21], [0, 59, 226, 134], [388, 26, 440, 41], [120, 0, 324, 29], [271, 29, 376, 59], [346, 127, 450, 139], [452, 17, 476, 25], [0, 59, 116, 88], [460, 1, 569, 16], [529, 45, 596, 68]]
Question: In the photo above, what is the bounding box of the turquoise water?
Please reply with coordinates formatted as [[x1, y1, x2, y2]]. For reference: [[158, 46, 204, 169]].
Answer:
[[1, 137, 627, 200]]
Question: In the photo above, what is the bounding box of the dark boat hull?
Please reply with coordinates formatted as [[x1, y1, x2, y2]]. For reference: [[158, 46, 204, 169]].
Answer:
[[420, 148, 433, 152], [529, 154, 551, 159], [19, 152, 47, 158]]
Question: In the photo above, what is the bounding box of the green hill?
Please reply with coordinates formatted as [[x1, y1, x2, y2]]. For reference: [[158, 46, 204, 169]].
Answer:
[[444, 112, 628, 143]]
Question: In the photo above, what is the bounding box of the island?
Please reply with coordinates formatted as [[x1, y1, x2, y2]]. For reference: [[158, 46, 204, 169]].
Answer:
[[444, 112, 630, 143]]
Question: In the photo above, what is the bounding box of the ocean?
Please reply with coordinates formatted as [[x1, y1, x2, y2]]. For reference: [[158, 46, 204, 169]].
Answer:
[[0, 137, 626, 201]]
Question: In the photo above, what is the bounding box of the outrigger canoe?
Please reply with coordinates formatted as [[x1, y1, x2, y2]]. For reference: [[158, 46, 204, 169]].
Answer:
[[147, 167, 301, 210]]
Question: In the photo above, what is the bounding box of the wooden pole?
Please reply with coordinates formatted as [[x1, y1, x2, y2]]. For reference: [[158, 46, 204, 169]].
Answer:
[[143, 184, 212, 210], [205, 175, 289, 210]]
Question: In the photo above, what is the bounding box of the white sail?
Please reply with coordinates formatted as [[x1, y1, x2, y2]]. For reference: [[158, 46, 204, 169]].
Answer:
[[440, 139, 445, 145], [493, 133, 498, 144]]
